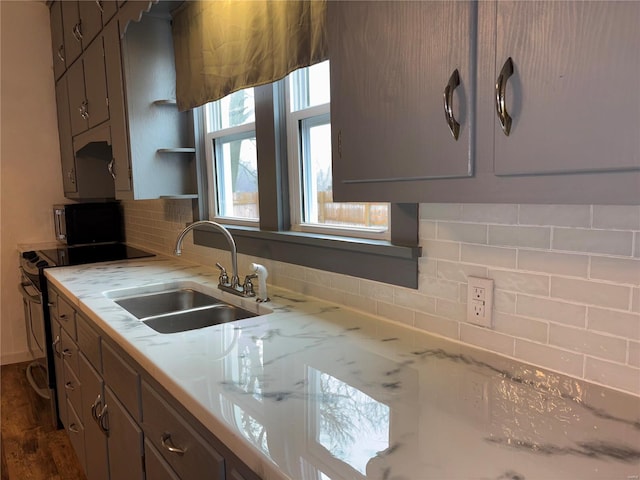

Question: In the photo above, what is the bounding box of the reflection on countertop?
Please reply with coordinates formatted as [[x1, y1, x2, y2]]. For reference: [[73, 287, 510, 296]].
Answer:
[[45, 255, 640, 480]]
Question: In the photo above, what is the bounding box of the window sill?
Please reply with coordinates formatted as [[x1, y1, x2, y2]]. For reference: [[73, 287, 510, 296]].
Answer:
[[192, 225, 421, 288]]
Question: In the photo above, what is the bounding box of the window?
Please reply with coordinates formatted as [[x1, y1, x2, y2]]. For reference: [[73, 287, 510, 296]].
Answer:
[[196, 64, 419, 288], [286, 62, 389, 239], [204, 88, 259, 224]]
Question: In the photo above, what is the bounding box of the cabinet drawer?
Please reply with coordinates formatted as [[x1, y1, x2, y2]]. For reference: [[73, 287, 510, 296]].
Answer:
[[60, 326, 80, 376], [141, 381, 225, 480], [102, 341, 141, 420], [67, 398, 87, 474], [55, 294, 77, 339], [77, 313, 102, 372], [63, 360, 83, 417], [144, 438, 180, 480]]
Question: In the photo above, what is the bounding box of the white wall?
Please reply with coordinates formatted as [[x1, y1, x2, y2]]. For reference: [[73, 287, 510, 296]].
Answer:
[[0, 0, 67, 364], [123, 200, 640, 397]]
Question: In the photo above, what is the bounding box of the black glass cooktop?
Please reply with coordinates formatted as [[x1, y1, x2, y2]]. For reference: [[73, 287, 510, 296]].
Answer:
[[39, 244, 155, 267]]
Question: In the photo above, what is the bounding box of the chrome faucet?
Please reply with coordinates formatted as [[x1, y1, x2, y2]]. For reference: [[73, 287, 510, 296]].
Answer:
[[174, 220, 255, 298]]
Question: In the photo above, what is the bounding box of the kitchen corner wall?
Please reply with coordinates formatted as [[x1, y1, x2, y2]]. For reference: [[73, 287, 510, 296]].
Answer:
[[123, 200, 640, 396]]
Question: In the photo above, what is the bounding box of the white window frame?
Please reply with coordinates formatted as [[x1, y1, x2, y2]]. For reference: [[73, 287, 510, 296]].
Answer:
[[204, 99, 259, 227], [284, 72, 390, 241]]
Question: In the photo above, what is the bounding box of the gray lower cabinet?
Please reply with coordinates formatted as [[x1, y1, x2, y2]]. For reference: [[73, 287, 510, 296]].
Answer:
[[329, 0, 640, 204], [48, 286, 262, 480]]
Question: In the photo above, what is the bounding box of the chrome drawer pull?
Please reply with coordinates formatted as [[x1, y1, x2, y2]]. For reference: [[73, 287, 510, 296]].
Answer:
[[62, 348, 72, 358], [53, 336, 61, 358], [64, 381, 75, 391], [495, 57, 514, 136], [161, 433, 186, 455], [69, 423, 80, 434], [91, 394, 102, 422], [98, 405, 109, 434], [443, 68, 461, 140]]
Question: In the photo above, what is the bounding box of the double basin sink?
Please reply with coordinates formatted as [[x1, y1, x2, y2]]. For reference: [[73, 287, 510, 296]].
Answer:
[[108, 284, 260, 334]]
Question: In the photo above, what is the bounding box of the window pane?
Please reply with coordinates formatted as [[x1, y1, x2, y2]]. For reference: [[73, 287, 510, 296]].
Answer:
[[301, 120, 388, 231], [215, 135, 259, 220], [208, 88, 255, 131], [289, 61, 330, 111]]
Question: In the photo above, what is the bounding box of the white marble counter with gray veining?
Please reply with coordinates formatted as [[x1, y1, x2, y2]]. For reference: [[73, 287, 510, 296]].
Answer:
[[45, 255, 640, 480]]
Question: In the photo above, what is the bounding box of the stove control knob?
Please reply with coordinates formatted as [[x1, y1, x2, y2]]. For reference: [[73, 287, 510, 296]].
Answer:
[[22, 251, 37, 260]]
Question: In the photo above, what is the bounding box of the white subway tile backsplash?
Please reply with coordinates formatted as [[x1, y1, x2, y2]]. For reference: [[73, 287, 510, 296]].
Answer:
[[549, 324, 627, 363], [422, 239, 460, 261], [492, 311, 548, 343], [592, 205, 640, 230], [514, 340, 584, 378], [461, 244, 517, 268], [123, 200, 640, 395], [551, 277, 630, 310], [518, 205, 591, 228], [553, 228, 633, 256], [588, 308, 640, 341], [590, 256, 640, 285], [488, 225, 551, 249], [461, 204, 518, 224], [414, 312, 459, 339], [584, 357, 640, 396], [437, 222, 487, 244], [436, 260, 487, 283], [516, 295, 586, 328], [517, 250, 589, 278], [460, 323, 515, 356], [629, 341, 640, 368], [488, 269, 550, 296]]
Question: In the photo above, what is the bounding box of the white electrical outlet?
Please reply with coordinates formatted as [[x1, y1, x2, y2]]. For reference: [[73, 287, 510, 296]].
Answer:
[[467, 276, 494, 327]]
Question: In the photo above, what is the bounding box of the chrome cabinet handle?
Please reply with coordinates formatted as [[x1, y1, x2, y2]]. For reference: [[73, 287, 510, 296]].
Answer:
[[72, 22, 83, 41], [57, 45, 65, 63], [62, 348, 72, 358], [59, 313, 67, 320], [107, 159, 116, 179], [64, 381, 75, 391], [69, 423, 80, 434], [161, 433, 186, 455], [443, 68, 461, 140], [53, 336, 61, 358], [79, 100, 89, 120], [91, 394, 102, 421], [98, 405, 109, 434], [495, 57, 514, 136]]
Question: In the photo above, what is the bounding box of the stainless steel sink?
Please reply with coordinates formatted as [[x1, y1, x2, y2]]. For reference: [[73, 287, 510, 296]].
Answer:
[[114, 289, 221, 319], [112, 287, 258, 333], [142, 304, 256, 334]]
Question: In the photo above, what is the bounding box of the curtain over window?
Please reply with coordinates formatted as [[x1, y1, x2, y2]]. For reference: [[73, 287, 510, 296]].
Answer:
[[171, 0, 328, 111]]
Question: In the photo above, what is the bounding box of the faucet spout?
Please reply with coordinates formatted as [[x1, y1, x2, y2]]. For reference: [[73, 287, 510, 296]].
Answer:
[[174, 221, 239, 288]]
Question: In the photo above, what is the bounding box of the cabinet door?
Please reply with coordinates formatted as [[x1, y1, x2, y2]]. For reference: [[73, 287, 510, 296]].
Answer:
[[62, 1, 82, 67], [55, 78, 78, 194], [67, 399, 87, 474], [50, 1, 66, 80], [79, 0, 102, 46], [79, 354, 109, 480], [328, 1, 475, 199], [494, 1, 640, 175], [104, 387, 145, 480], [103, 20, 133, 193], [67, 59, 89, 136], [84, 36, 110, 129]]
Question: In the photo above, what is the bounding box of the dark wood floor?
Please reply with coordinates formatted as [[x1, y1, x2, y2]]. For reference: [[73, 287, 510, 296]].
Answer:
[[1, 362, 86, 480]]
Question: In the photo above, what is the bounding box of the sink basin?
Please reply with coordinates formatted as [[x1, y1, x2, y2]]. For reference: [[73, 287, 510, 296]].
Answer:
[[114, 289, 221, 319], [109, 285, 261, 334], [142, 304, 256, 334]]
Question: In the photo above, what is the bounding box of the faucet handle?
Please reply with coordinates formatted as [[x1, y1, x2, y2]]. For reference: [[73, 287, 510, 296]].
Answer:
[[216, 262, 229, 285], [242, 274, 258, 296]]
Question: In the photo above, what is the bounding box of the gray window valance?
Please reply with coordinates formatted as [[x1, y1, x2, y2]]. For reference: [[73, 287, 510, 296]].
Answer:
[[171, 0, 328, 111]]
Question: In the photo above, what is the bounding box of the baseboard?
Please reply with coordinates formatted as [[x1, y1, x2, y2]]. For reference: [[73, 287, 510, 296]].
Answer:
[[1, 351, 33, 366]]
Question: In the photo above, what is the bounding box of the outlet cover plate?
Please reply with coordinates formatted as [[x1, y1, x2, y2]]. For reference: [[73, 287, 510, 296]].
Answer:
[[467, 276, 494, 328]]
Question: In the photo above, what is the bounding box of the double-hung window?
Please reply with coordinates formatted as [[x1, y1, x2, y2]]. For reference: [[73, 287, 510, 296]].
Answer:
[[198, 62, 419, 288]]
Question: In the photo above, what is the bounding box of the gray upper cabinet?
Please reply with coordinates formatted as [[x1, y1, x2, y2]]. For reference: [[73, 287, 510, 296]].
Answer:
[[330, 0, 640, 204], [493, 1, 640, 176], [328, 1, 476, 186], [62, 1, 82, 68], [50, 2, 66, 80]]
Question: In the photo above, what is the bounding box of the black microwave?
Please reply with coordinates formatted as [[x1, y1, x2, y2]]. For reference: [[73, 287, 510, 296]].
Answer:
[[53, 202, 124, 246]]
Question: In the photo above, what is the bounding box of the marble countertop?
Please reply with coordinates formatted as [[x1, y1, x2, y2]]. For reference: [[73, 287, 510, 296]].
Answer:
[[45, 255, 640, 480]]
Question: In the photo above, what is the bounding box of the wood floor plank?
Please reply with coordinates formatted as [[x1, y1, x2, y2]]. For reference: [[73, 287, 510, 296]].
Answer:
[[1, 363, 86, 480]]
